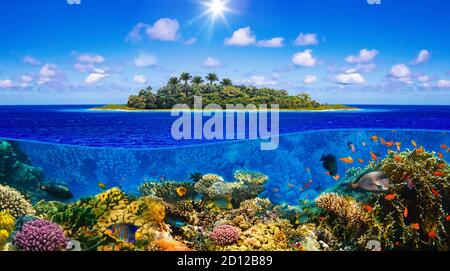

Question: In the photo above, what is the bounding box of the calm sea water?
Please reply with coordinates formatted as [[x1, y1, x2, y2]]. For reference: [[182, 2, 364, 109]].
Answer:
[[1, 105, 450, 148]]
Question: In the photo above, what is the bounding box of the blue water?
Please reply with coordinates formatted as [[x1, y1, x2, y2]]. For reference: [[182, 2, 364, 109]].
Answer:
[[1, 105, 450, 148], [1, 105, 450, 204]]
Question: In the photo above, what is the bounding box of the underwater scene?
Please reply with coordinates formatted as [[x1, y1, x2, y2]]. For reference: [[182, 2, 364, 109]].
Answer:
[[1, 128, 449, 251]]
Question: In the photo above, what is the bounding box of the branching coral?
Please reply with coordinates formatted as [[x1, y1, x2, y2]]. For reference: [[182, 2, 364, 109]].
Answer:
[[0, 211, 15, 251], [13, 219, 67, 251], [0, 184, 35, 218], [316, 193, 367, 228]]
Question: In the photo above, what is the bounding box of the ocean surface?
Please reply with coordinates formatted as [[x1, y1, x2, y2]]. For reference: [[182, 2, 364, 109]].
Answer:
[[1, 104, 450, 148]]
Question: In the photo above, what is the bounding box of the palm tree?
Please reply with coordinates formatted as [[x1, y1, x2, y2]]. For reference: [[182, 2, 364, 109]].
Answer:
[[220, 78, 232, 87], [206, 73, 219, 85], [168, 77, 179, 86], [180, 73, 192, 86], [191, 76, 204, 87]]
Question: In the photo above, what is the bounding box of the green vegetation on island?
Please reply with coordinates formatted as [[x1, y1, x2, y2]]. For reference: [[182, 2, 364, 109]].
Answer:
[[93, 73, 356, 111]]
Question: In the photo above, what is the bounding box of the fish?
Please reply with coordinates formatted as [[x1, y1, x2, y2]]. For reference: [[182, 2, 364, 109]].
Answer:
[[363, 205, 373, 212], [437, 163, 446, 169], [371, 136, 378, 142], [304, 183, 311, 188], [351, 171, 390, 192], [176, 187, 188, 197], [404, 207, 408, 218], [189, 172, 203, 182], [395, 142, 402, 152], [380, 138, 394, 147], [411, 223, 420, 230], [207, 195, 233, 209], [447, 148, 450, 153], [319, 216, 327, 221], [333, 175, 340, 181], [305, 167, 311, 173], [339, 156, 354, 164], [441, 144, 448, 149], [434, 171, 444, 177], [362, 141, 367, 147], [394, 155, 402, 162], [98, 182, 107, 190], [293, 242, 303, 250], [437, 152, 444, 159], [370, 151, 378, 161], [385, 194, 396, 201], [428, 230, 438, 239], [320, 154, 338, 176], [40, 184, 74, 200], [105, 224, 138, 244], [431, 188, 440, 197], [446, 215, 450, 221], [357, 158, 364, 163], [308, 179, 313, 183], [415, 147, 424, 154], [411, 140, 417, 148], [347, 142, 356, 153], [166, 215, 187, 228]]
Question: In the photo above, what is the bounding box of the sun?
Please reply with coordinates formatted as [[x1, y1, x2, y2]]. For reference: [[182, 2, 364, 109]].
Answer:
[[202, 0, 231, 22]]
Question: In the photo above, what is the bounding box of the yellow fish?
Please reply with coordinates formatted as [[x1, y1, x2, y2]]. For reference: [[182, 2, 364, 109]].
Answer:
[[98, 182, 107, 190], [176, 187, 187, 197], [411, 140, 417, 148]]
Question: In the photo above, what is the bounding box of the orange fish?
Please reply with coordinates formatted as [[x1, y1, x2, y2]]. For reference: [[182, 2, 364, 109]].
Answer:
[[428, 230, 438, 239], [385, 194, 396, 201], [411, 223, 420, 230], [431, 188, 440, 197], [339, 157, 354, 164], [371, 136, 378, 142], [441, 144, 447, 149], [370, 151, 378, 161], [333, 175, 340, 181], [395, 142, 402, 152], [434, 171, 444, 177], [304, 183, 311, 188], [437, 163, 445, 169], [394, 155, 402, 162], [363, 205, 373, 212], [357, 158, 364, 163], [319, 216, 327, 221], [411, 140, 417, 148], [404, 207, 408, 218], [445, 215, 450, 221], [437, 152, 444, 159], [415, 148, 424, 154]]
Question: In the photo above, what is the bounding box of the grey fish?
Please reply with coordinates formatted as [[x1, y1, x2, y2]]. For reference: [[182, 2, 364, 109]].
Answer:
[[351, 171, 390, 192], [41, 183, 74, 199]]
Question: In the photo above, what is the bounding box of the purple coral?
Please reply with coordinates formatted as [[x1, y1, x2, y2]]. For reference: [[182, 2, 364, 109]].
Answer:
[[13, 219, 67, 251], [209, 224, 240, 246]]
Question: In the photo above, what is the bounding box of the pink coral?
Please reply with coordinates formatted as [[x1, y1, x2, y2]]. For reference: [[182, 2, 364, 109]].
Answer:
[[13, 219, 67, 251], [209, 224, 240, 246]]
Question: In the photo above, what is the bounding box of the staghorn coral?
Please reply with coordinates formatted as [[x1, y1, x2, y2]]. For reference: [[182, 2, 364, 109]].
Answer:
[[0, 184, 35, 218], [316, 193, 367, 228], [139, 181, 196, 202], [13, 219, 67, 251], [209, 224, 240, 246]]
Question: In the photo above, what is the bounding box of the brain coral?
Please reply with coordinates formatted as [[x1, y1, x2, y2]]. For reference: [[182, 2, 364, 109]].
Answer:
[[13, 219, 67, 251], [0, 184, 35, 218]]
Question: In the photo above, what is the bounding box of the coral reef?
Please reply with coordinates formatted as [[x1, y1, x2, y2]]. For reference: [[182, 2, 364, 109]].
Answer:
[[209, 224, 240, 246], [139, 181, 196, 202], [13, 219, 67, 251], [0, 184, 35, 218], [0, 211, 15, 251], [315, 193, 367, 228]]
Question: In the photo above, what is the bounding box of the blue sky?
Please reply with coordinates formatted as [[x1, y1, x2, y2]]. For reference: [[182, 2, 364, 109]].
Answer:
[[0, 0, 449, 105]]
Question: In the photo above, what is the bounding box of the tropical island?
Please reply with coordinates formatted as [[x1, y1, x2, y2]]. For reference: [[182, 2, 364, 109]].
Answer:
[[93, 73, 356, 111]]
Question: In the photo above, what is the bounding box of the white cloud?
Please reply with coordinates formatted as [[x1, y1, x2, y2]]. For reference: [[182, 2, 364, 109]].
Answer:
[[335, 73, 366, 85], [125, 22, 149, 43], [134, 53, 158, 67], [133, 75, 148, 84], [412, 49, 430, 65], [437, 79, 450, 88], [257, 37, 284, 48], [417, 75, 430, 83], [246, 75, 278, 86], [21, 75, 32, 82], [74, 63, 95, 73], [225, 27, 256, 46], [303, 75, 317, 85], [23, 56, 40, 66], [292, 50, 317, 67], [0, 80, 13, 88], [77, 53, 105, 64], [355, 63, 377, 73], [345, 49, 379, 64], [85, 71, 109, 84], [390, 64, 411, 78], [146, 18, 180, 41], [203, 57, 222, 68], [294, 33, 319, 46], [38, 64, 57, 84], [184, 37, 197, 45], [67, 0, 81, 4]]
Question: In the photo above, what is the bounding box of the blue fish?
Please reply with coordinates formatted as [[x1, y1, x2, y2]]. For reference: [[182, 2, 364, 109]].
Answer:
[[106, 224, 138, 244]]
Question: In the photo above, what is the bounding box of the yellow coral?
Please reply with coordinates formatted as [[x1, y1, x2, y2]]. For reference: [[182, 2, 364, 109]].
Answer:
[[0, 211, 15, 250], [140, 197, 166, 225], [316, 193, 367, 228]]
